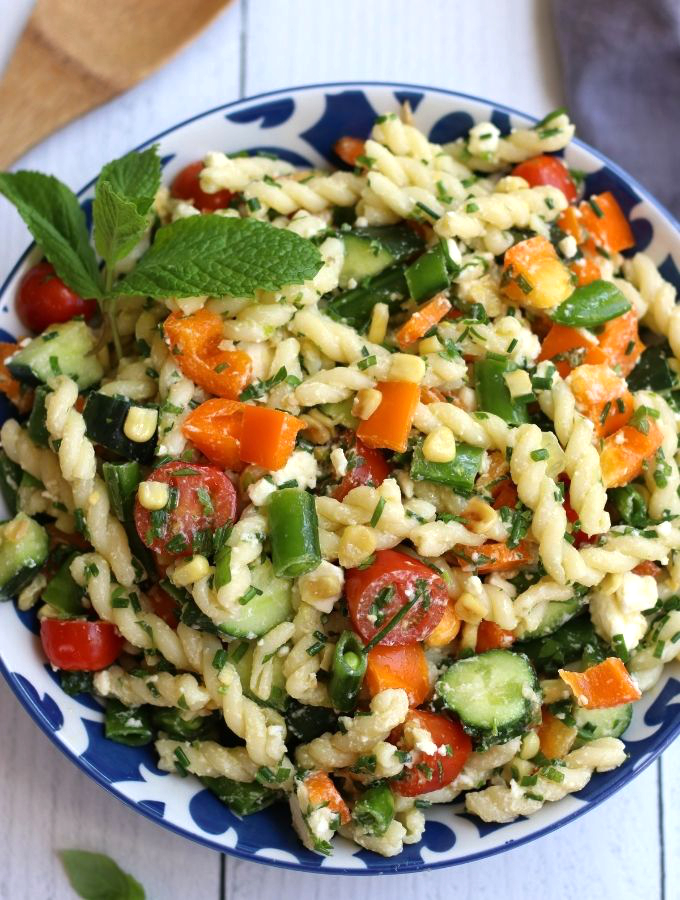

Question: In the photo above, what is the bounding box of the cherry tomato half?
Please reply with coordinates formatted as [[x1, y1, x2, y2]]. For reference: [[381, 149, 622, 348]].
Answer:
[[146, 584, 180, 628], [512, 154, 578, 204], [333, 440, 390, 501], [40, 619, 123, 671], [134, 460, 237, 561], [345, 549, 448, 646], [17, 262, 98, 333], [171, 161, 234, 212], [391, 709, 472, 796]]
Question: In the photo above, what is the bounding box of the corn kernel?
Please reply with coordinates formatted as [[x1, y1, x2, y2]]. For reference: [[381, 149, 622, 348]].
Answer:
[[138, 480, 170, 510], [458, 621, 479, 651], [173, 554, 211, 586], [298, 560, 344, 613], [388, 353, 426, 384], [422, 426, 456, 463], [123, 406, 159, 442], [464, 497, 498, 535], [418, 335, 442, 355], [352, 388, 382, 420], [503, 369, 533, 399], [368, 302, 389, 344], [520, 730, 541, 760], [454, 590, 489, 624], [338, 524, 376, 569]]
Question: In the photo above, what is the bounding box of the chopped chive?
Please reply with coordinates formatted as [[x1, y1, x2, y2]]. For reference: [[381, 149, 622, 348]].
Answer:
[[588, 198, 604, 218], [212, 649, 229, 670], [239, 585, 263, 606], [600, 401, 612, 424], [370, 496, 386, 527], [530, 449, 549, 461]]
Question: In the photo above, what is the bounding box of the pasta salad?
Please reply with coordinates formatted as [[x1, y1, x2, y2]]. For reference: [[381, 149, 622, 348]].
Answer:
[[0, 103, 679, 858]]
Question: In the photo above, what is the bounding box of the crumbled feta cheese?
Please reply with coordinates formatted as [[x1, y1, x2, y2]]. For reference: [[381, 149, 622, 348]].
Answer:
[[590, 572, 658, 650], [558, 235, 578, 259], [330, 447, 348, 478], [248, 477, 277, 506]]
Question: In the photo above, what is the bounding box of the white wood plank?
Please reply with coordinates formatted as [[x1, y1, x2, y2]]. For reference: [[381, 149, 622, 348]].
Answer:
[[244, 0, 563, 116], [661, 735, 680, 895], [0, 680, 221, 900], [226, 761, 660, 900]]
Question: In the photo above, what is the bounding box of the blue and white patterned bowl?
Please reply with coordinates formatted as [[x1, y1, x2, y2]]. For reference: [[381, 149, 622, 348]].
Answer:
[[1, 82, 679, 875]]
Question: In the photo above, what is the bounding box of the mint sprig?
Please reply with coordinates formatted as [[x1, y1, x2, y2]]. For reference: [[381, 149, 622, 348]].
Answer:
[[0, 171, 102, 300], [116, 215, 322, 299], [58, 849, 145, 899]]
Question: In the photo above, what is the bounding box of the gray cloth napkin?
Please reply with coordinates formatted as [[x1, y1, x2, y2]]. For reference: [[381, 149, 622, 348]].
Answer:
[[552, 0, 680, 219]]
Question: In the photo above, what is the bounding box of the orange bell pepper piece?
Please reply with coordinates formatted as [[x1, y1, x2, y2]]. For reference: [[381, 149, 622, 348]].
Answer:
[[0, 342, 32, 414], [396, 293, 452, 348], [365, 642, 430, 707], [454, 540, 534, 573], [502, 235, 573, 309], [182, 399, 244, 469], [559, 657, 641, 709], [633, 560, 662, 578], [538, 323, 608, 378], [420, 386, 447, 404], [475, 620, 515, 653], [425, 600, 461, 648], [600, 415, 663, 488], [356, 381, 420, 452], [570, 253, 602, 287], [164, 310, 251, 399], [568, 363, 634, 437], [302, 772, 351, 825], [537, 708, 577, 758], [597, 309, 644, 377], [239, 405, 305, 470], [579, 192, 635, 254], [333, 137, 366, 168], [557, 206, 584, 244]]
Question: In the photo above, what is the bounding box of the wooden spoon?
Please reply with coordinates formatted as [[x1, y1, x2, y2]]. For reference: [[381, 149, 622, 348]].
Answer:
[[0, 0, 232, 169]]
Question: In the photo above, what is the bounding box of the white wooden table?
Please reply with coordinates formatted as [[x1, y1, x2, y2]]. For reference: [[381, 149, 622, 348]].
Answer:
[[0, 1, 677, 897]]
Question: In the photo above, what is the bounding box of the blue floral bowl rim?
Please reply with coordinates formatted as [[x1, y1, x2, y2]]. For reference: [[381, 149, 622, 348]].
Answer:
[[1, 80, 679, 876]]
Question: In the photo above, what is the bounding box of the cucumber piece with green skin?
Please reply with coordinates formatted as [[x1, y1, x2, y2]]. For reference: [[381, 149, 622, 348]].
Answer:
[[7, 320, 103, 388], [286, 700, 339, 743], [318, 398, 358, 429], [230, 639, 288, 711], [339, 225, 424, 288], [216, 560, 293, 638], [42, 550, 86, 615], [572, 703, 633, 746], [0, 513, 49, 601], [515, 596, 584, 640], [83, 393, 157, 464], [27, 385, 51, 447], [0, 451, 21, 516], [326, 265, 409, 329], [436, 649, 541, 749]]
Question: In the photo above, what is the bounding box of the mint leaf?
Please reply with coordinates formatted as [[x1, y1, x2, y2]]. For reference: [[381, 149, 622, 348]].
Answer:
[[0, 171, 102, 300], [115, 215, 322, 299], [94, 147, 161, 269], [58, 850, 145, 900], [98, 146, 161, 217], [94, 180, 148, 267]]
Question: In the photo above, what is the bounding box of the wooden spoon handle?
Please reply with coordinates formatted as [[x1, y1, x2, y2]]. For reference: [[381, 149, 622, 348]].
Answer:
[[0, 14, 117, 170]]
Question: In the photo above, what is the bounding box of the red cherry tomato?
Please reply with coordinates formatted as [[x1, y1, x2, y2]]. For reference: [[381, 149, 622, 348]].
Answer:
[[146, 584, 180, 628], [40, 619, 123, 671], [171, 161, 234, 212], [391, 709, 472, 796], [134, 460, 236, 561], [17, 262, 98, 333], [345, 549, 448, 646], [512, 155, 578, 204], [559, 475, 594, 547], [333, 440, 390, 501], [476, 620, 515, 653]]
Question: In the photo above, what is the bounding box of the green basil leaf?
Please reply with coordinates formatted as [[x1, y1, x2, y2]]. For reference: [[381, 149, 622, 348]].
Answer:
[[0, 171, 102, 299], [94, 180, 148, 268], [98, 145, 161, 217], [115, 215, 322, 299], [58, 850, 145, 900]]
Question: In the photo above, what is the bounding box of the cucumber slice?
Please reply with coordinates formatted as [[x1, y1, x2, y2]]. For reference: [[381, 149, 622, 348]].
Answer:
[[0, 451, 21, 516], [318, 399, 358, 429], [83, 394, 157, 463], [339, 225, 423, 288], [572, 703, 633, 747], [27, 385, 51, 447], [515, 596, 584, 640], [216, 560, 293, 638], [7, 320, 103, 389], [230, 639, 288, 711], [0, 513, 49, 601], [437, 649, 541, 749], [326, 265, 409, 329]]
